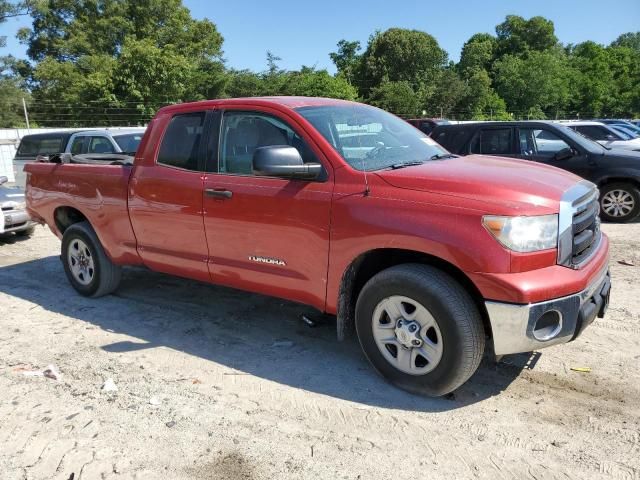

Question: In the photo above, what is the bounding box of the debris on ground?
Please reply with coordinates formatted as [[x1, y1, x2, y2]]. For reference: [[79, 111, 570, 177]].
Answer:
[[149, 396, 161, 406], [20, 364, 62, 381], [570, 367, 592, 373], [101, 378, 118, 392], [300, 314, 317, 327], [43, 364, 62, 380], [618, 259, 635, 266], [165, 421, 176, 428]]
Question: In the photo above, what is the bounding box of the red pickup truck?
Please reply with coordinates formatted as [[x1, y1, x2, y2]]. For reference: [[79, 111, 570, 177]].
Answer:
[[25, 97, 611, 396]]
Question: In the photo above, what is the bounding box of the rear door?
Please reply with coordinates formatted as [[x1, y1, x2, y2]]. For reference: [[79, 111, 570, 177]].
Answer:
[[128, 110, 212, 282], [202, 107, 333, 310], [469, 127, 519, 158]]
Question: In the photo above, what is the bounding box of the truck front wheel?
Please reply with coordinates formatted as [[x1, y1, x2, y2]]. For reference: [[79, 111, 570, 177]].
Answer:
[[61, 221, 122, 297], [355, 264, 485, 397]]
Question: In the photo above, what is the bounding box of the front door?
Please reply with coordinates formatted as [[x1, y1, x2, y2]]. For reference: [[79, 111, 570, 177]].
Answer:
[[516, 127, 594, 179], [202, 108, 333, 310]]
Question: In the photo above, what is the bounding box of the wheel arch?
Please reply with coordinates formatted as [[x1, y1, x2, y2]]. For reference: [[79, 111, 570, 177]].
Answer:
[[595, 175, 640, 191], [54, 206, 89, 235], [336, 248, 491, 343]]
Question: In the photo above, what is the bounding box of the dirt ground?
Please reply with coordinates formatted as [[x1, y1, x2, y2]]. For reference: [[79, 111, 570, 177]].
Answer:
[[0, 222, 638, 480]]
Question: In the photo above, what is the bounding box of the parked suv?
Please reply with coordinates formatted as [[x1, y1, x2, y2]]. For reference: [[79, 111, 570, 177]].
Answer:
[[431, 121, 640, 222]]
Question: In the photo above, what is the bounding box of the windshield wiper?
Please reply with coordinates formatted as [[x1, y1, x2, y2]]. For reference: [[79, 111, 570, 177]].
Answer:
[[430, 153, 458, 160], [389, 161, 425, 169]]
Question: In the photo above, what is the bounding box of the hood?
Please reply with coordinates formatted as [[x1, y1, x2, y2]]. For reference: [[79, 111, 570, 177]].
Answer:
[[375, 155, 583, 212], [602, 147, 640, 161], [0, 185, 25, 207]]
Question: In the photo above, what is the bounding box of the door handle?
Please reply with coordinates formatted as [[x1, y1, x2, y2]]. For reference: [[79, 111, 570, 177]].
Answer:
[[205, 188, 233, 199]]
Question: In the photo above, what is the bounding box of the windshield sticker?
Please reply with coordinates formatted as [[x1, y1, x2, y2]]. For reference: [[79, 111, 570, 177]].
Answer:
[[421, 137, 438, 146]]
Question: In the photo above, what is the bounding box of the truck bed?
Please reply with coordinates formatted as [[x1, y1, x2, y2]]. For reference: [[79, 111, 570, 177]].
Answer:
[[25, 162, 142, 264]]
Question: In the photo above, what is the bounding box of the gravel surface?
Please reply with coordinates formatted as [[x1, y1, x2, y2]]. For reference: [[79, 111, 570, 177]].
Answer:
[[0, 223, 638, 480]]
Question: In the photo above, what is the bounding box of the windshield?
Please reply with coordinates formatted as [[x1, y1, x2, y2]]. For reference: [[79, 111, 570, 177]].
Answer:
[[296, 104, 448, 171], [555, 124, 607, 154], [611, 125, 638, 139], [113, 133, 144, 153]]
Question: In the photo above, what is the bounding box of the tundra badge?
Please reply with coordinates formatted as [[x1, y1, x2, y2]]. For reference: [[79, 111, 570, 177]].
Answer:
[[249, 255, 286, 266]]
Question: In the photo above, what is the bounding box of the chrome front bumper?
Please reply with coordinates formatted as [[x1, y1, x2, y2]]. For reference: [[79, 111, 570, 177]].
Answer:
[[485, 266, 611, 356], [2, 208, 35, 234]]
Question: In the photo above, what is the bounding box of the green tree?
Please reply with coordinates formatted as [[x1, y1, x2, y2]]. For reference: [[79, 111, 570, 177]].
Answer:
[[280, 67, 357, 99], [429, 68, 468, 117], [329, 39, 361, 84], [566, 41, 616, 117], [493, 50, 570, 117], [0, 55, 30, 127], [1, 1, 33, 47], [368, 81, 420, 115], [458, 69, 508, 119], [18, 0, 226, 126], [458, 33, 497, 75], [611, 32, 640, 52], [357, 28, 447, 97], [495, 15, 558, 57]]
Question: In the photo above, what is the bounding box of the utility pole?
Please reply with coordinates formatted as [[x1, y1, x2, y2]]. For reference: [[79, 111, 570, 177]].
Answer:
[[22, 98, 30, 132]]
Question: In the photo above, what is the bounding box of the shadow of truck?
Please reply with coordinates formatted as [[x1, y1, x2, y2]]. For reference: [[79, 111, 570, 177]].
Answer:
[[0, 255, 532, 411]]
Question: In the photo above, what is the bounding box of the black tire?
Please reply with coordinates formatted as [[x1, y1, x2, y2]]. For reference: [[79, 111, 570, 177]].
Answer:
[[355, 264, 484, 397], [599, 182, 640, 223], [16, 226, 35, 237], [61, 221, 122, 297]]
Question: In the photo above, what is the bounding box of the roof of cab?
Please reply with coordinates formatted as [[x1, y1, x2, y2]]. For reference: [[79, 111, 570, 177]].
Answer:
[[157, 96, 360, 115]]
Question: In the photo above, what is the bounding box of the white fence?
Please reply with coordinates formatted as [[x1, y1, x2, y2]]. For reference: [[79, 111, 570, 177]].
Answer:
[[0, 127, 138, 186]]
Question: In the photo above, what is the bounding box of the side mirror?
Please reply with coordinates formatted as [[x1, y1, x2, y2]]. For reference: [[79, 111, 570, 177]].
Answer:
[[554, 147, 575, 161], [0, 176, 7, 185], [253, 146, 322, 180]]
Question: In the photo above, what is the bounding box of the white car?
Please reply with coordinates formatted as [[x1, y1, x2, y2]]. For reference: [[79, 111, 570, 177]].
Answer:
[[0, 175, 36, 237], [561, 121, 640, 152]]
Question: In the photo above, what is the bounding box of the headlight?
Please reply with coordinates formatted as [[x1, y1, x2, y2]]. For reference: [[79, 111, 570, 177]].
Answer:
[[483, 214, 558, 252]]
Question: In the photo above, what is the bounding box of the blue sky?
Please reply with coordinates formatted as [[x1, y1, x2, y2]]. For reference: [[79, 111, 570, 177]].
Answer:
[[1, 0, 639, 72]]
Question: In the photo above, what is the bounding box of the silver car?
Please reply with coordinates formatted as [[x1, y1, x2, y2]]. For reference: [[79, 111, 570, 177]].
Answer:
[[0, 176, 36, 237]]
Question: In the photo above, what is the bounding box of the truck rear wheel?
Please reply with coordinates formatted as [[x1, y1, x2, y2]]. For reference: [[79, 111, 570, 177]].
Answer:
[[61, 221, 122, 297], [355, 264, 484, 397]]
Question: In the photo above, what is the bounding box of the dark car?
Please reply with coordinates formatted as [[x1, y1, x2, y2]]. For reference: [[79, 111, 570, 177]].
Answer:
[[431, 121, 640, 222], [406, 118, 450, 135]]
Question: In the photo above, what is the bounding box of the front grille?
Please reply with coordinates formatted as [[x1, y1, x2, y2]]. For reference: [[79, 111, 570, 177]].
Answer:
[[558, 181, 601, 268], [1, 206, 13, 212], [571, 194, 600, 265]]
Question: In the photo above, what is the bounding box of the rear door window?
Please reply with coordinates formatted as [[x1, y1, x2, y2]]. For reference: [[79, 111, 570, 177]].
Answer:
[[157, 112, 206, 171], [470, 128, 513, 155]]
